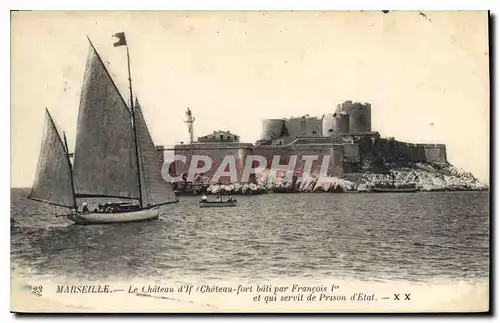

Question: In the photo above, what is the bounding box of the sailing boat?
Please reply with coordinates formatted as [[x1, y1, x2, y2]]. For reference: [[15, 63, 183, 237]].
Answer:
[[28, 33, 178, 225]]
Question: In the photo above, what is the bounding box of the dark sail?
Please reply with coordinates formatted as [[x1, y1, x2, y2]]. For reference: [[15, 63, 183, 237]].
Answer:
[[72, 43, 140, 199], [29, 109, 76, 208], [134, 99, 177, 207]]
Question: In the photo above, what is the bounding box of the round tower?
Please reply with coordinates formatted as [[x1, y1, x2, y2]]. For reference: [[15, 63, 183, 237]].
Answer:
[[334, 111, 350, 133], [262, 118, 286, 140], [340, 101, 371, 133]]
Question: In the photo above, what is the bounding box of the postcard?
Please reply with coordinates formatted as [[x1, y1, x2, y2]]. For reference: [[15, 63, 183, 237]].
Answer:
[[10, 10, 490, 313]]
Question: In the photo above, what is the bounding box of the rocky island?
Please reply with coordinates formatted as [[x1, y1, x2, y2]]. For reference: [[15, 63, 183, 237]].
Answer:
[[164, 102, 487, 195]]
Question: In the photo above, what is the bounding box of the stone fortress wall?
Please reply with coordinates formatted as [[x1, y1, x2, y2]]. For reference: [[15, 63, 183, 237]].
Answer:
[[167, 100, 448, 184], [260, 100, 447, 168]]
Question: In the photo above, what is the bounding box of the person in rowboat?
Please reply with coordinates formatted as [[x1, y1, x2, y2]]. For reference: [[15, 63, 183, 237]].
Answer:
[[201, 194, 207, 203], [81, 202, 89, 213]]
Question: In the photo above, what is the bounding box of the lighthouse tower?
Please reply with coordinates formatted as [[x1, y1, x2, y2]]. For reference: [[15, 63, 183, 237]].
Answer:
[[184, 107, 195, 144]]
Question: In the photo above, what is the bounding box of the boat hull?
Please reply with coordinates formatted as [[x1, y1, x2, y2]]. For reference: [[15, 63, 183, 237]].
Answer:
[[199, 201, 238, 208], [68, 206, 160, 225]]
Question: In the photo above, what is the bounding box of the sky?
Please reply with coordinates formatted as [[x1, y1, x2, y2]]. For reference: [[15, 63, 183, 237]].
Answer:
[[11, 11, 490, 187]]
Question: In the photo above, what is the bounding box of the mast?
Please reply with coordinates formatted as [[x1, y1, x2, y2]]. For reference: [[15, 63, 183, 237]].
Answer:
[[125, 40, 144, 208], [76, 36, 140, 200], [63, 131, 77, 209], [76, 34, 175, 207], [86, 36, 131, 116]]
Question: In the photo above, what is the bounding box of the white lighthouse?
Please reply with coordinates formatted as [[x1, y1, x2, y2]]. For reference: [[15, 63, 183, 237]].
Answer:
[[184, 107, 195, 144]]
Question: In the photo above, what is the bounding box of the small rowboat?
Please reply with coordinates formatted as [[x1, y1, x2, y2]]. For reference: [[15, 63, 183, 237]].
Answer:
[[199, 199, 238, 208]]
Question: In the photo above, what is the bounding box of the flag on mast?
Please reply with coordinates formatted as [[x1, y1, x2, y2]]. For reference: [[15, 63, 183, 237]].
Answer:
[[113, 32, 127, 47]]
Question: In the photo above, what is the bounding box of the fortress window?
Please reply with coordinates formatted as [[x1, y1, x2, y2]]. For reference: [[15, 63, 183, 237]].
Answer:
[[220, 135, 224, 140], [312, 131, 317, 135], [328, 129, 333, 133]]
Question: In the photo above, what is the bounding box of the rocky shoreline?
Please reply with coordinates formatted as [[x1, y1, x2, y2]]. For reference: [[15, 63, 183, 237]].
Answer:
[[172, 162, 488, 195]]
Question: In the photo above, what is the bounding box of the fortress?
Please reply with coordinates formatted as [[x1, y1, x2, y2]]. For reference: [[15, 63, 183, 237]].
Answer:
[[165, 101, 447, 185]]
